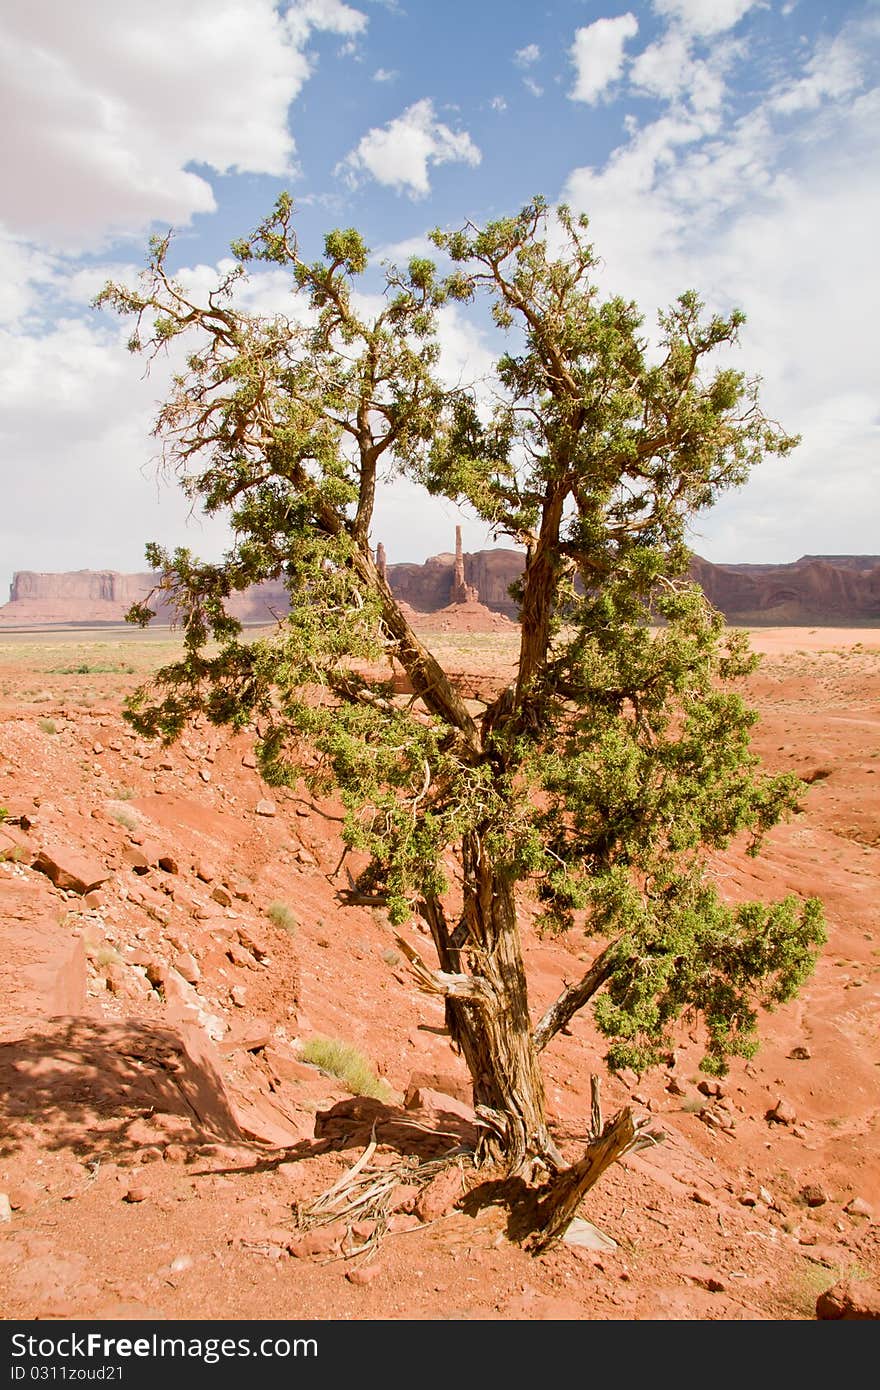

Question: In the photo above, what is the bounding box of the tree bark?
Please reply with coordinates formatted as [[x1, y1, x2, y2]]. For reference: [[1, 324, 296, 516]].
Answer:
[[532, 941, 618, 1053], [527, 1107, 639, 1252], [421, 835, 554, 1174]]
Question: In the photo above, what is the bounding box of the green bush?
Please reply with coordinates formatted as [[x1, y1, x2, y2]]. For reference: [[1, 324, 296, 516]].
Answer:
[[301, 1036, 391, 1100]]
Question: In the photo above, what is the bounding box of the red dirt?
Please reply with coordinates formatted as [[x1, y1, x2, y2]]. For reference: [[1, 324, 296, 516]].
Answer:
[[0, 624, 878, 1321]]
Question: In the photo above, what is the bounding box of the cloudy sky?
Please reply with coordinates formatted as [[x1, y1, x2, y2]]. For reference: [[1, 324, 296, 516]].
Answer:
[[2, 0, 878, 600]]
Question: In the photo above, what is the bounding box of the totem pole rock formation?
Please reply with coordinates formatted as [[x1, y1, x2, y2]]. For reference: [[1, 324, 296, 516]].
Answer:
[[450, 526, 479, 605]]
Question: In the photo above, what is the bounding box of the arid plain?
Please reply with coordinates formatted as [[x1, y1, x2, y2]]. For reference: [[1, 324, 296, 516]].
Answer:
[[0, 620, 878, 1320]]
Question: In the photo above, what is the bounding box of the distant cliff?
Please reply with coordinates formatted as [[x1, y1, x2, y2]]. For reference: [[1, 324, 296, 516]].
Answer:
[[2, 552, 879, 626]]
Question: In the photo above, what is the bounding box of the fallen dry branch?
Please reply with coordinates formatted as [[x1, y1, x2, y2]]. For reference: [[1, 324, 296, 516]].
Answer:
[[527, 1107, 663, 1253]]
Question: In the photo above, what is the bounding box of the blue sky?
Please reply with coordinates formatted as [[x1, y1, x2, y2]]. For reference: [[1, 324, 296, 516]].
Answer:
[[1, 0, 878, 601]]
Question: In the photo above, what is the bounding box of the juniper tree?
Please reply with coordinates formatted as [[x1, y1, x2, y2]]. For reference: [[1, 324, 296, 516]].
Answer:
[[96, 195, 824, 1245]]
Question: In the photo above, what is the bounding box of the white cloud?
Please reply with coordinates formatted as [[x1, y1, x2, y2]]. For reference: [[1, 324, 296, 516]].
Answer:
[[524, 78, 544, 98], [337, 99, 481, 197], [514, 43, 541, 68], [651, 0, 759, 39], [285, 0, 367, 43], [0, 314, 232, 598], [561, 19, 880, 562], [569, 14, 639, 104], [0, 0, 367, 247], [771, 28, 866, 114], [371, 234, 441, 265], [372, 67, 399, 82], [490, 95, 508, 112]]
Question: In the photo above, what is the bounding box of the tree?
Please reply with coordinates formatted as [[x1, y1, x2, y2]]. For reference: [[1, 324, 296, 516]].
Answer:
[[95, 195, 824, 1246]]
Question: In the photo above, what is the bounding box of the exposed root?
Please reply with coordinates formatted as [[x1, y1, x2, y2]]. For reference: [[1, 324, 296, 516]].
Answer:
[[295, 1129, 471, 1262]]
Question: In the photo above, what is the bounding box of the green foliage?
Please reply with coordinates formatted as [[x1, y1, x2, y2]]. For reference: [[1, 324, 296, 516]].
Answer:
[[300, 1036, 391, 1100], [95, 193, 824, 1097]]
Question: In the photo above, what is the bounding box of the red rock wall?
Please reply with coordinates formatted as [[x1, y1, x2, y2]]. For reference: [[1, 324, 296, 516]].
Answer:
[[2, 553, 879, 626]]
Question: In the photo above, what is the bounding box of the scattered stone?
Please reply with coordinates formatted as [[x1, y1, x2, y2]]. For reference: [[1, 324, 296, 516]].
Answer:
[[122, 1186, 148, 1204], [211, 885, 233, 907], [174, 952, 201, 985], [255, 799, 276, 817], [414, 1167, 462, 1222], [766, 1097, 797, 1126], [563, 1219, 618, 1251], [698, 1079, 723, 1098], [800, 1184, 828, 1208], [136, 1147, 163, 1165], [287, 1224, 346, 1259], [681, 1265, 727, 1294], [231, 985, 248, 1008], [404, 1071, 471, 1107], [92, 742, 104, 755], [386, 1183, 421, 1214], [7, 1181, 42, 1211], [157, 852, 179, 874], [162, 1145, 189, 1164], [227, 942, 258, 970], [666, 1077, 685, 1097], [816, 1280, 880, 1320], [346, 1263, 381, 1286], [844, 1197, 873, 1219], [199, 769, 212, 783], [690, 1189, 714, 1207], [84, 890, 105, 910], [121, 845, 150, 874], [739, 1192, 759, 1207], [32, 846, 109, 895], [0, 1193, 12, 1223], [787, 1045, 811, 1060], [264, 1047, 315, 1084], [241, 753, 257, 769], [236, 924, 270, 959], [220, 1023, 272, 1055], [144, 960, 168, 991], [195, 862, 216, 883], [405, 1086, 475, 1125], [170, 1255, 193, 1274]]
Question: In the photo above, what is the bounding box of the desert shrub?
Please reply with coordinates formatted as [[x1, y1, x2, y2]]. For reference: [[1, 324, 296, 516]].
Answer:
[[38, 718, 57, 735], [301, 1036, 390, 1100], [107, 802, 139, 832], [265, 900, 298, 934]]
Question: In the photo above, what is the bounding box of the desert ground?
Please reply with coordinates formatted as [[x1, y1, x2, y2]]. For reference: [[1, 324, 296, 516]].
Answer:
[[0, 621, 878, 1321]]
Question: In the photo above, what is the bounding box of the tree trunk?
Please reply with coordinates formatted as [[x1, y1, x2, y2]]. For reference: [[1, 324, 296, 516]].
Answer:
[[424, 833, 554, 1174]]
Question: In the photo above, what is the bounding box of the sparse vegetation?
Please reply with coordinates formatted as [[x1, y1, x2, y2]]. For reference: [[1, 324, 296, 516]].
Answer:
[[300, 1035, 391, 1100], [265, 900, 298, 934], [48, 661, 135, 674], [107, 803, 139, 832], [92, 945, 123, 969], [98, 192, 826, 1246], [37, 718, 57, 735]]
